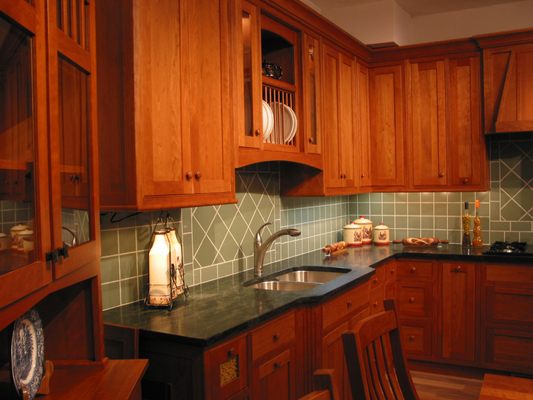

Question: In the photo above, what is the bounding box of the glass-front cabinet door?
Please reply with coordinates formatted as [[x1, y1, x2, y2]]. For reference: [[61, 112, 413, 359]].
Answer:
[[47, 0, 99, 279], [0, 0, 53, 311]]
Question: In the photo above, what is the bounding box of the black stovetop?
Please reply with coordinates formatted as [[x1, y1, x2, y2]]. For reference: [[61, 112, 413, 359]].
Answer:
[[483, 241, 532, 256]]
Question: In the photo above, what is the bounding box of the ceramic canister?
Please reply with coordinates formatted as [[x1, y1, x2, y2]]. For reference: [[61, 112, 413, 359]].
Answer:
[[354, 216, 373, 245], [343, 223, 363, 247], [373, 222, 390, 246], [0, 233, 10, 250], [17, 229, 34, 251]]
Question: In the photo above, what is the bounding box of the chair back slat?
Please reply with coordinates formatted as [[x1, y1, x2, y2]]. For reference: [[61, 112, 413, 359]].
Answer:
[[342, 300, 420, 400]]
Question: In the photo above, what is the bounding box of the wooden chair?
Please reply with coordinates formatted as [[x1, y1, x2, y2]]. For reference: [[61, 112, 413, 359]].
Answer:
[[342, 299, 420, 400], [299, 369, 340, 400]]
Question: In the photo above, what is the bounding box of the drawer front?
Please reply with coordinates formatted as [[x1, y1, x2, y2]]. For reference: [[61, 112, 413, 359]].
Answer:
[[251, 312, 295, 361], [322, 282, 369, 330], [369, 285, 385, 314], [485, 287, 533, 325], [397, 282, 432, 318], [370, 265, 387, 289], [400, 321, 432, 358], [485, 265, 533, 285], [204, 334, 248, 400], [484, 328, 533, 373], [397, 260, 434, 281]]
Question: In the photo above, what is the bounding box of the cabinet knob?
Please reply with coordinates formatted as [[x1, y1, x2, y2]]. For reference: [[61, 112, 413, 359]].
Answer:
[[274, 362, 281, 370], [361, 173, 364, 178], [390, 269, 395, 275], [373, 301, 378, 307], [438, 172, 445, 178], [255, 129, 261, 136], [185, 171, 193, 180], [308, 137, 315, 144], [409, 297, 415, 303], [195, 171, 202, 180], [346, 301, 352, 308], [408, 335, 415, 341], [227, 348, 235, 358], [463, 178, 469, 184], [308, 45, 314, 60], [372, 278, 378, 285], [410, 267, 417, 273], [272, 333, 280, 342], [454, 265, 463, 273]]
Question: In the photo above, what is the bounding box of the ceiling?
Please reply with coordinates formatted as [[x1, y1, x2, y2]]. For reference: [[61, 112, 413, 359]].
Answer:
[[311, 0, 523, 16]]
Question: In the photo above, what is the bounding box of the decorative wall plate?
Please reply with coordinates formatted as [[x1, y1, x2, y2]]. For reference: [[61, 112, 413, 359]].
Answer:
[[10, 309, 44, 400]]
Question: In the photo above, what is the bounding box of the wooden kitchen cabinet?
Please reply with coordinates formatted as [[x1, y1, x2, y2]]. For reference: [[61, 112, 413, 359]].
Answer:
[[302, 32, 322, 155], [322, 42, 357, 194], [477, 30, 533, 133], [96, 0, 237, 210], [480, 263, 533, 374], [440, 262, 477, 363], [355, 61, 372, 189], [406, 59, 448, 188], [368, 63, 406, 190]]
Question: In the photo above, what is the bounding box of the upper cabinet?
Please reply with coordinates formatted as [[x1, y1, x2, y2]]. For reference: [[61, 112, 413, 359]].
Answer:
[[368, 63, 406, 189], [406, 59, 448, 188], [237, 0, 322, 169], [0, 0, 99, 312], [96, 0, 237, 210]]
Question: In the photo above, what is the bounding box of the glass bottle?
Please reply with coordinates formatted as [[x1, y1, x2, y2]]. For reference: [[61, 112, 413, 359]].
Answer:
[[462, 202, 471, 247], [472, 200, 483, 247]]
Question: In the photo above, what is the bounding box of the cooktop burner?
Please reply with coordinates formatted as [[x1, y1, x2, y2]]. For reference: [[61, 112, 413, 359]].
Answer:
[[483, 241, 529, 255]]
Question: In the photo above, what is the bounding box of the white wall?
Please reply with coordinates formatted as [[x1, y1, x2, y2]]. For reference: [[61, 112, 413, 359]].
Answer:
[[317, 0, 533, 45]]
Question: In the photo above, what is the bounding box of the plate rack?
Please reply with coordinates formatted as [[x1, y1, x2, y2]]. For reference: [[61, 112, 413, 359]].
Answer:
[[262, 83, 297, 146]]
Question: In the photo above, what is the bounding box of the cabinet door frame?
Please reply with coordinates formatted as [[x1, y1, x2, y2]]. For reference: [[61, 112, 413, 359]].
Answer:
[[0, 0, 53, 312], [46, 0, 100, 278]]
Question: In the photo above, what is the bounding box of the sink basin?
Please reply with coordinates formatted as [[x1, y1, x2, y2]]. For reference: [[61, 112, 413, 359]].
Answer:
[[276, 270, 346, 284], [245, 266, 351, 291], [249, 280, 320, 291]]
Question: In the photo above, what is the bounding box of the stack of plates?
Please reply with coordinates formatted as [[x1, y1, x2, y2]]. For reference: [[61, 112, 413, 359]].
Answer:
[[262, 100, 274, 141], [269, 101, 297, 144]]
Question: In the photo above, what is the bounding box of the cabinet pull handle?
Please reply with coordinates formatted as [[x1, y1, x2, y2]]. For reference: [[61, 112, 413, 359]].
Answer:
[[255, 129, 261, 136], [308, 137, 315, 144], [227, 348, 235, 358], [195, 171, 202, 180], [410, 267, 417, 273], [408, 335, 415, 341], [272, 333, 279, 342], [409, 297, 415, 303], [308, 45, 314, 60], [185, 171, 193, 180]]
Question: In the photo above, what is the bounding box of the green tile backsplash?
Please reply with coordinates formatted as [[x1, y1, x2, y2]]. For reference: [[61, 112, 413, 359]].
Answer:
[[99, 136, 532, 310]]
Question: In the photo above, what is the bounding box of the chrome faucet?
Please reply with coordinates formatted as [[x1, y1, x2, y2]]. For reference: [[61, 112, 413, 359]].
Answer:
[[254, 222, 301, 278]]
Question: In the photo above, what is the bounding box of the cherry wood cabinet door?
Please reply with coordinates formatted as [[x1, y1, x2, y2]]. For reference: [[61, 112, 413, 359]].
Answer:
[[406, 59, 447, 188], [447, 55, 487, 189], [338, 53, 357, 188], [252, 348, 295, 400], [368, 64, 405, 189], [441, 262, 477, 363], [302, 32, 322, 155], [483, 43, 533, 133], [0, 0, 53, 313], [322, 321, 351, 400], [322, 44, 343, 189], [356, 62, 371, 188]]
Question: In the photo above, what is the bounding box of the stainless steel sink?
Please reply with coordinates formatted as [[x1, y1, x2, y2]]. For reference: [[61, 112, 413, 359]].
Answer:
[[249, 280, 320, 291], [276, 270, 345, 284], [245, 266, 350, 291]]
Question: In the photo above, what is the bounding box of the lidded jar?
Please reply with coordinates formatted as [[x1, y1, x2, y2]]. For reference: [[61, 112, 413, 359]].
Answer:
[[373, 222, 390, 246], [353, 216, 373, 245], [343, 222, 363, 247]]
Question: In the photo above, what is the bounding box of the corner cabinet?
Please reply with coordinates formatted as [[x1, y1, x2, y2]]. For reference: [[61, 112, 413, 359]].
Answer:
[[96, 0, 237, 210], [477, 29, 533, 134]]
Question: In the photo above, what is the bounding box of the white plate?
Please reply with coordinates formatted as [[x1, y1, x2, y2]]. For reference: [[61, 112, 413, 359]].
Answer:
[[270, 102, 296, 144], [262, 101, 274, 141], [286, 105, 298, 143], [11, 309, 44, 400]]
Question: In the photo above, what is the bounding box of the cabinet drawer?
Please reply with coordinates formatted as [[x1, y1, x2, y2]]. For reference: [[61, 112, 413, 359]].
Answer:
[[370, 265, 387, 289], [397, 261, 434, 281], [484, 328, 533, 373], [251, 312, 295, 361], [400, 320, 432, 358], [204, 334, 248, 400], [369, 285, 385, 314], [322, 282, 369, 330], [485, 286, 533, 325], [397, 282, 433, 318], [485, 265, 533, 285]]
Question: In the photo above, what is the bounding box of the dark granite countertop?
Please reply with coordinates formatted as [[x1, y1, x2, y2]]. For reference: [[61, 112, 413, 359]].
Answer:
[[103, 244, 532, 347]]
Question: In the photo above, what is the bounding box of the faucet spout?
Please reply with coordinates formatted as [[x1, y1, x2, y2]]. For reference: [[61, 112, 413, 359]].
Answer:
[[253, 222, 301, 278]]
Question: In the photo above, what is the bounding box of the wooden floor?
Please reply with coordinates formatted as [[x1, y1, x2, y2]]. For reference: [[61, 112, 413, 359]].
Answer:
[[412, 371, 483, 400]]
